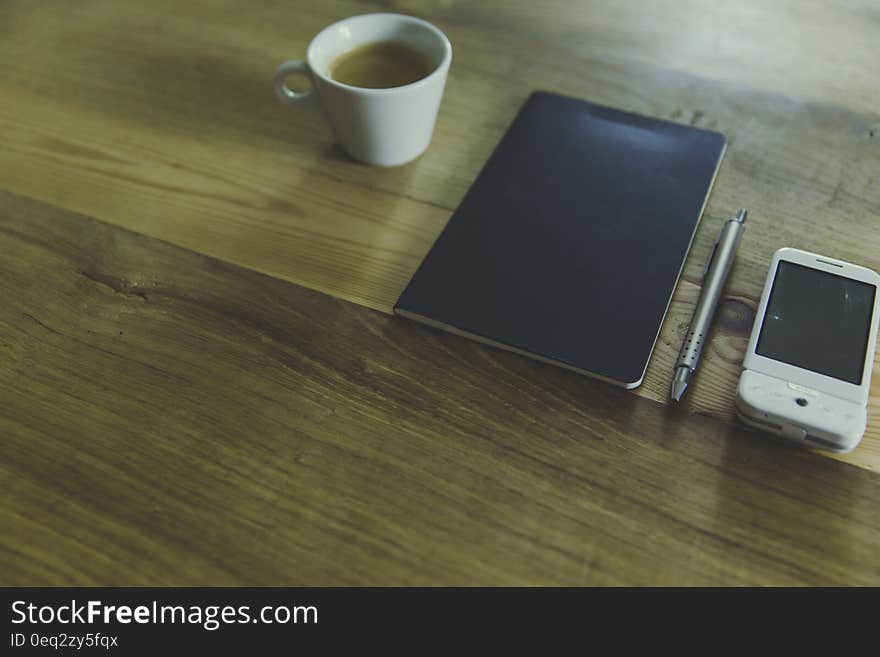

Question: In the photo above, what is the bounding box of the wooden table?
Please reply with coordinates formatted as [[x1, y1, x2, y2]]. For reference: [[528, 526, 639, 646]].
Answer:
[[2, 0, 879, 585]]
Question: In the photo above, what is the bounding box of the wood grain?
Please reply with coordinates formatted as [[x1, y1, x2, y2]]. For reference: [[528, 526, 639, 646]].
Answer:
[[2, 189, 880, 585], [1, 0, 879, 469]]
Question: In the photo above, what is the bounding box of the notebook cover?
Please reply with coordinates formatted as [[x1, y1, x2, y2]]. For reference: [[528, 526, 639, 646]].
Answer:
[[394, 91, 726, 387]]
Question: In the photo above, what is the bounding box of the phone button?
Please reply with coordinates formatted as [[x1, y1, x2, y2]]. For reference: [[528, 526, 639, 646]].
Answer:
[[781, 425, 807, 441]]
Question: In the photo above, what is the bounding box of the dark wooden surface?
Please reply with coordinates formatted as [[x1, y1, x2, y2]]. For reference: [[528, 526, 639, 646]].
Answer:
[[2, 0, 880, 469], [2, 190, 879, 585]]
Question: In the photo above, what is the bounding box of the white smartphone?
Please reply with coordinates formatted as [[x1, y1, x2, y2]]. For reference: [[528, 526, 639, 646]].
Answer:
[[736, 248, 880, 453]]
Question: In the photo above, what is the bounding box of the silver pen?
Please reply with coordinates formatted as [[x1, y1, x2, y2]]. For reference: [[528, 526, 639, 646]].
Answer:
[[671, 209, 748, 401]]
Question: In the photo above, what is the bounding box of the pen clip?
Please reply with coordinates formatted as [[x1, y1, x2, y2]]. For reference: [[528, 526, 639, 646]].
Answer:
[[702, 236, 720, 282]]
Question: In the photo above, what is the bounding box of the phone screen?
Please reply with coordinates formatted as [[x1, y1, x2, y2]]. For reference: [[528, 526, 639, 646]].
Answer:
[[756, 261, 876, 384]]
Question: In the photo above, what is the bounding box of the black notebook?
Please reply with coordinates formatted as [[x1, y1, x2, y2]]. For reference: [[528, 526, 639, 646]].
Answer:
[[394, 92, 726, 388]]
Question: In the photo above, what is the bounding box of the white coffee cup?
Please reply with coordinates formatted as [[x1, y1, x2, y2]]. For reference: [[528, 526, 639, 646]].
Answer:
[[274, 13, 452, 167]]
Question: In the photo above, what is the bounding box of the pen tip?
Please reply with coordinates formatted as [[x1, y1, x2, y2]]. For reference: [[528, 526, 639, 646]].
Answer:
[[736, 209, 748, 223], [671, 383, 687, 402], [671, 367, 691, 402]]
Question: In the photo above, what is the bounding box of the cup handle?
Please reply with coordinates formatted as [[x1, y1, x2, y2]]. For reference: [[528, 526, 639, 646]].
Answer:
[[274, 60, 314, 105]]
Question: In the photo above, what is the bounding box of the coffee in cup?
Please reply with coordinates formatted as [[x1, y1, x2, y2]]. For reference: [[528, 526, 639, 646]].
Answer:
[[329, 41, 435, 89]]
